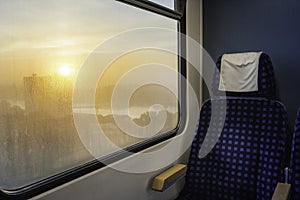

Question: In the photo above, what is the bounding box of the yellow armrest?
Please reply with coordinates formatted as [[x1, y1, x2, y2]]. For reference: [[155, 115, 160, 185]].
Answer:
[[271, 183, 291, 200], [152, 164, 187, 192]]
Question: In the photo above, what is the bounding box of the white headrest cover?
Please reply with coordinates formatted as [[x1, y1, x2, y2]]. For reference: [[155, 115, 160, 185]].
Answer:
[[219, 52, 263, 92]]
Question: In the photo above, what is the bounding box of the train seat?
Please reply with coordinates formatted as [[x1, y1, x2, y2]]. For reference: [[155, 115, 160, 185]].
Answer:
[[177, 52, 288, 200], [290, 108, 300, 199]]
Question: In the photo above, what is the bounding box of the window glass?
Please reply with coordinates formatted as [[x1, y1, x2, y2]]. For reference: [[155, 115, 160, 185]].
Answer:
[[148, 0, 175, 10], [0, 0, 178, 189]]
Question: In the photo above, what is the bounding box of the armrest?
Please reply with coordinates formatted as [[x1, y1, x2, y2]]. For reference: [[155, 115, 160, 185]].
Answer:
[[271, 183, 291, 200], [152, 164, 187, 192]]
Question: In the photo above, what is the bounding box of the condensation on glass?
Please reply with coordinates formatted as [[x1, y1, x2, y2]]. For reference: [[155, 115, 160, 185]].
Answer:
[[0, 0, 178, 189]]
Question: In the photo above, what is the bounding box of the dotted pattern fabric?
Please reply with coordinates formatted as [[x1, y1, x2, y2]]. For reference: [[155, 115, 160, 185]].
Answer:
[[180, 98, 287, 200], [290, 108, 300, 200], [211, 53, 276, 99]]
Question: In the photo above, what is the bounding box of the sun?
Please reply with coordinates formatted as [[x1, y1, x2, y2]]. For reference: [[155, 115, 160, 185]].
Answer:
[[58, 64, 73, 77]]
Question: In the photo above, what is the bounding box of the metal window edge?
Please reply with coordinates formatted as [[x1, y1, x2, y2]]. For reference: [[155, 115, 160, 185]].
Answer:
[[115, 0, 183, 20]]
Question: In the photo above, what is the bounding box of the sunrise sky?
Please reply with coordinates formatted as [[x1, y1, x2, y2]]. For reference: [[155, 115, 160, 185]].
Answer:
[[0, 0, 176, 86]]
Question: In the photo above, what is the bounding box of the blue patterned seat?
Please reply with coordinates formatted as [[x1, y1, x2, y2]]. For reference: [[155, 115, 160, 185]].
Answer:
[[178, 53, 288, 200], [290, 108, 300, 200]]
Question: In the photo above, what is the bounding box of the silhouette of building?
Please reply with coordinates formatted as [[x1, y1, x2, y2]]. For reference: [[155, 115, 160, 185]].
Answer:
[[23, 74, 73, 117]]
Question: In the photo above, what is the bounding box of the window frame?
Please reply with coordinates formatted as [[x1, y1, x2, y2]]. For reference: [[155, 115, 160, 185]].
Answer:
[[0, 0, 187, 199], [115, 0, 183, 20]]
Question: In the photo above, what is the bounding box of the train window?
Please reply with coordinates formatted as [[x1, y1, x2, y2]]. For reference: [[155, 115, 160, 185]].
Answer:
[[0, 0, 182, 192]]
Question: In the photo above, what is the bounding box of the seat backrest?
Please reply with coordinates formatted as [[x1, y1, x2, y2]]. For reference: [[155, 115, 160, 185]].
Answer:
[[290, 108, 300, 199], [183, 52, 288, 200]]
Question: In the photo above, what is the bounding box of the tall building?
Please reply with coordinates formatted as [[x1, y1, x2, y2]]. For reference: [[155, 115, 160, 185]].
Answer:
[[23, 74, 73, 117]]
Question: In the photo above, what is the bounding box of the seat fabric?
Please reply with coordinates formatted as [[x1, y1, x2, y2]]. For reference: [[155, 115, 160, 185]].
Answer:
[[180, 98, 287, 200], [290, 108, 300, 200]]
